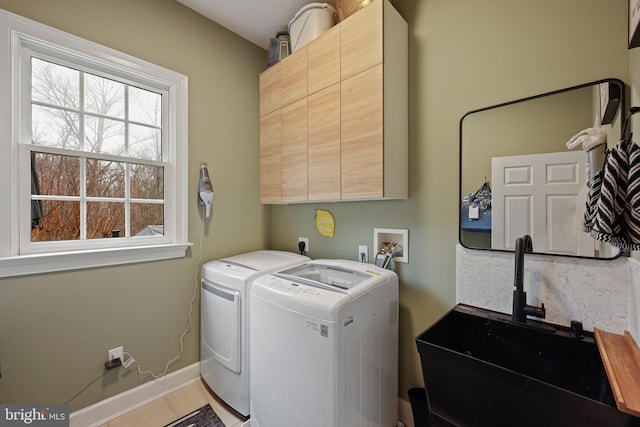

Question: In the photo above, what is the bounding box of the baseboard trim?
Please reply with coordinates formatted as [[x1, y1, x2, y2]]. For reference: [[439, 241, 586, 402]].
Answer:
[[69, 362, 200, 427]]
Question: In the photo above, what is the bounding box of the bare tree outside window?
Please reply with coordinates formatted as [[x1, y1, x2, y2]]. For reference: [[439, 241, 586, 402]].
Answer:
[[30, 58, 164, 242]]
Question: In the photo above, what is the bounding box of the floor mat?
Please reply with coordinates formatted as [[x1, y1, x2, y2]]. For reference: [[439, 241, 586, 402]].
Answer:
[[164, 403, 226, 427]]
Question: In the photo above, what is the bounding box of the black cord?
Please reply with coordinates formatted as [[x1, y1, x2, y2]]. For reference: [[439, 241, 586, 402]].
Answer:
[[64, 370, 109, 405]]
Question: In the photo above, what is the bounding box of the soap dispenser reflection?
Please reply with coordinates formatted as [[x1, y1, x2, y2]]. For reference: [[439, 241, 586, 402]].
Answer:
[[198, 162, 214, 218]]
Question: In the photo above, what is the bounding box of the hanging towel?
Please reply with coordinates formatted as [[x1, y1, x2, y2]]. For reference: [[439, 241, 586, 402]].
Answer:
[[583, 138, 640, 250], [583, 169, 602, 231]]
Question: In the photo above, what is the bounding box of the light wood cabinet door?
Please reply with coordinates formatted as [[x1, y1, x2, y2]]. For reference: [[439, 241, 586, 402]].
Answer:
[[259, 62, 281, 117], [281, 98, 308, 202], [340, 0, 382, 81], [341, 64, 383, 199], [308, 83, 341, 201], [281, 47, 307, 107], [259, 110, 282, 203], [308, 24, 340, 96]]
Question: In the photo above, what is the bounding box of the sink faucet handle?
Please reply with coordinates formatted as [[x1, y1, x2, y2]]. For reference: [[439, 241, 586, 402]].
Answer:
[[523, 302, 546, 319], [521, 234, 533, 252], [536, 302, 546, 318]]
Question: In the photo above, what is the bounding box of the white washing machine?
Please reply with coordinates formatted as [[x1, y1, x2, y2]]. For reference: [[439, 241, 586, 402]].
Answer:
[[200, 250, 309, 416], [249, 259, 399, 427]]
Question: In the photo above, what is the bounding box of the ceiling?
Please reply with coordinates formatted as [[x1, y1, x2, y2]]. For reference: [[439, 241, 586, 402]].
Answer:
[[177, 0, 336, 50]]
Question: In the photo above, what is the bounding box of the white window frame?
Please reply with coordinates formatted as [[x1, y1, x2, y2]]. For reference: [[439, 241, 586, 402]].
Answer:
[[0, 10, 191, 277]]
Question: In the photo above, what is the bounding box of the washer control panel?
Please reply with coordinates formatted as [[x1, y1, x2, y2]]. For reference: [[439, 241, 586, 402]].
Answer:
[[263, 276, 322, 295]]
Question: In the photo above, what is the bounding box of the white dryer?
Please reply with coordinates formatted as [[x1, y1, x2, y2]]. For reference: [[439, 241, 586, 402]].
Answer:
[[200, 250, 309, 416], [249, 259, 399, 427]]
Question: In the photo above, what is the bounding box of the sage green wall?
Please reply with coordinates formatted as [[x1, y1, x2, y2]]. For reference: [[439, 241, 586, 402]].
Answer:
[[0, 0, 266, 410], [269, 0, 630, 398]]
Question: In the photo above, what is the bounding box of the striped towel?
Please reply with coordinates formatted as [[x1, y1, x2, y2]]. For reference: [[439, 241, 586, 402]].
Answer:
[[583, 138, 640, 250]]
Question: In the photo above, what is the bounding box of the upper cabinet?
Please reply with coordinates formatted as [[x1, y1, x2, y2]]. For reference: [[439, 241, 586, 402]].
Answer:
[[308, 24, 341, 95], [259, 62, 281, 117], [259, 0, 407, 204], [340, 0, 383, 81], [281, 47, 307, 106], [341, 63, 384, 199]]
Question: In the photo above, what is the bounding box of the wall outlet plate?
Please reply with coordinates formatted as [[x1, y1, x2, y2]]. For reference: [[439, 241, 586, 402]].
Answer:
[[298, 237, 309, 252], [108, 346, 123, 362], [358, 245, 368, 263]]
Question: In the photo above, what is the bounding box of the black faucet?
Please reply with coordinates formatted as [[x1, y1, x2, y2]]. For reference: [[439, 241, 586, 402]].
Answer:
[[512, 235, 546, 323]]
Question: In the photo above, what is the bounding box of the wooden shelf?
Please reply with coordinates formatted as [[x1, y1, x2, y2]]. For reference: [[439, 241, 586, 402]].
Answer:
[[594, 328, 640, 417]]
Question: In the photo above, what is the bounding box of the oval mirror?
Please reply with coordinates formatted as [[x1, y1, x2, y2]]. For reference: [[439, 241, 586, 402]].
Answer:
[[459, 78, 625, 259]]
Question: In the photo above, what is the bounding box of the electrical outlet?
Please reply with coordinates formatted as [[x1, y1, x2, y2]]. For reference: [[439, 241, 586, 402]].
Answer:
[[358, 245, 368, 263], [108, 346, 123, 362], [298, 237, 309, 253]]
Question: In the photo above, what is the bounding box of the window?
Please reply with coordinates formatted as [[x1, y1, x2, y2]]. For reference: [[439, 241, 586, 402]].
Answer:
[[0, 10, 190, 277], [29, 58, 165, 245]]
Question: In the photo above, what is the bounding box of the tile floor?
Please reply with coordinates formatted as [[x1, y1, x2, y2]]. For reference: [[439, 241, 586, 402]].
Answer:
[[98, 379, 246, 427]]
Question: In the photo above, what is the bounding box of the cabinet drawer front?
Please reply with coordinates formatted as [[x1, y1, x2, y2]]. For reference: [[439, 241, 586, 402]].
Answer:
[[259, 62, 281, 117], [260, 111, 282, 203], [341, 64, 383, 199], [282, 47, 308, 107], [340, 0, 382, 81], [282, 99, 308, 202], [308, 25, 341, 96], [308, 84, 341, 201]]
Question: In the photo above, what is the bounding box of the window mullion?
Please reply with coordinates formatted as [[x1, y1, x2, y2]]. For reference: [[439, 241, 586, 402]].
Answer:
[[20, 143, 166, 167], [125, 162, 131, 238], [79, 70, 87, 241], [124, 85, 131, 239], [124, 84, 130, 156], [79, 157, 87, 241]]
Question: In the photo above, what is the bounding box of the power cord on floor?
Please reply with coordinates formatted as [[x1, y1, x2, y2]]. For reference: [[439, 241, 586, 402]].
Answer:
[[63, 208, 208, 404], [121, 210, 206, 379]]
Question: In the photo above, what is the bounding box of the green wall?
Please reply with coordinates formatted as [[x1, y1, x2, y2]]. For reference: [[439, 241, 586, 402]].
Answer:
[[0, 0, 632, 413], [269, 0, 630, 398], [0, 0, 267, 410]]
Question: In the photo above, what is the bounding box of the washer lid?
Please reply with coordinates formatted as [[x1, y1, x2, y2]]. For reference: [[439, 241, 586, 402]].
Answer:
[[201, 250, 309, 286], [277, 263, 372, 291], [220, 250, 308, 271]]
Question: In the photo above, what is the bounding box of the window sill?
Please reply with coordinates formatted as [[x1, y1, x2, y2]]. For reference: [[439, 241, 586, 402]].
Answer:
[[0, 243, 193, 278]]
